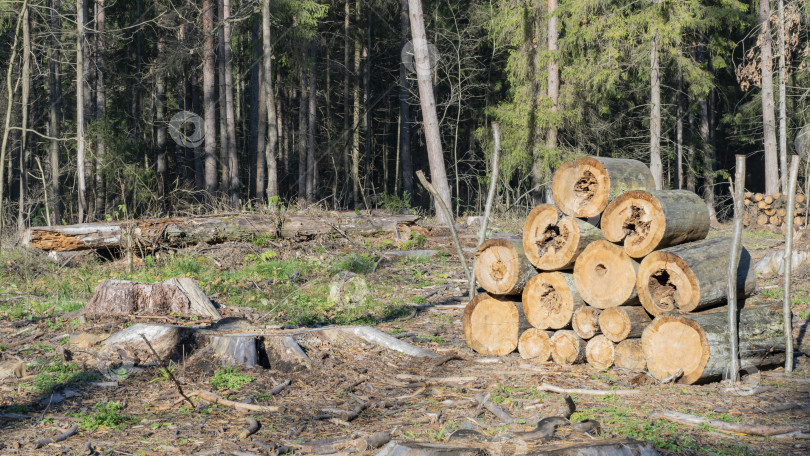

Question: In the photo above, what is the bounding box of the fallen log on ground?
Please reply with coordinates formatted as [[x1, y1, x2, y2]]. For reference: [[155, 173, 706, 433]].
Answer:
[[84, 278, 221, 319], [522, 204, 603, 270], [573, 240, 640, 308], [522, 272, 584, 330], [21, 212, 420, 252], [650, 410, 806, 437], [475, 236, 536, 295]]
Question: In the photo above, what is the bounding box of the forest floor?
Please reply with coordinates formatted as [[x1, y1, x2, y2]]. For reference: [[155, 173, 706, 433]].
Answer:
[[0, 213, 809, 456]]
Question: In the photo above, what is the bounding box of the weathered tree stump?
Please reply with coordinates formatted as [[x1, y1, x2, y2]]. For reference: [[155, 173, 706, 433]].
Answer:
[[550, 330, 586, 365], [84, 278, 221, 319], [518, 328, 553, 361], [463, 293, 527, 356], [572, 306, 601, 339], [573, 240, 639, 309], [474, 237, 537, 295], [585, 335, 615, 370], [598, 306, 652, 342], [522, 272, 584, 330], [522, 204, 604, 270]]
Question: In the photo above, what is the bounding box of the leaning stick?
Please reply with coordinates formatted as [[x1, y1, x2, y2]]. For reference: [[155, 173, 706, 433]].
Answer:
[[35, 424, 79, 448], [538, 383, 637, 396], [189, 390, 281, 413], [140, 334, 195, 409], [784, 155, 801, 372], [478, 122, 501, 246], [727, 155, 746, 381]]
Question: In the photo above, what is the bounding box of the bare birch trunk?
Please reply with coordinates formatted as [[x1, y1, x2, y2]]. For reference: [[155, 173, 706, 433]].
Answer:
[[649, 33, 663, 190]]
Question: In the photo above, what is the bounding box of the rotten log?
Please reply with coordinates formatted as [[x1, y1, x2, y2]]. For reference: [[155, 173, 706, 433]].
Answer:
[[463, 293, 528, 356], [573, 240, 640, 309], [474, 236, 536, 295], [552, 156, 656, 218], [614, 339, 646, 371], [585, 335, 615, 370], [636, 237, 756, 316], [550, 330, 586, 365], [518, 328, 553, 361], [572, 306, 601, 340], [522, 272, 584, 330], [84, 278, 221, 319], [522, 204, 603, 270], [600, 190, 710, 258], [598, 307, 652, 343]]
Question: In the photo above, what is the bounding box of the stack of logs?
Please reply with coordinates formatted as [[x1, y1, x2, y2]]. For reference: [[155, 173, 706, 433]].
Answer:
[[464, 156, 786, 384], [743, 192, 807, 229]]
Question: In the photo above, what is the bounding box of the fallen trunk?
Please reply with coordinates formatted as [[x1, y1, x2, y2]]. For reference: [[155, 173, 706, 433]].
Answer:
[[585, 335, 615, 370], [518, 328, 553, 362], [572, 306, 601, 339], [598, 306, 652, 342], [552, 156, 656, 218], [600, 190, 710, 258], [636, 237, 756, 316], [84, 278, 221, 319], [573, 240, 640, 309], [522, 204, 603, 270], [463, 293, 527, 356], [475, 237, 537, 295], [550, 330, 585, 365], [614, 339, 646, 371], [22, 212, 420, 252], [522, 272, 584, 330]]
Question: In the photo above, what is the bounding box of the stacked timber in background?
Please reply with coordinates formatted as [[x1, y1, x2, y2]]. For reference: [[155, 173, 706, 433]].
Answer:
[[743, 191, 807, 229], [464, 155, 785, 385]]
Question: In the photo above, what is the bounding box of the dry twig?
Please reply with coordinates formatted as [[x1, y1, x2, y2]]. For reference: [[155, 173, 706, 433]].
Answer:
[[140, 334, 195, 409], [189, 390, 281, 413], [538, 383, 637, 396], [34, 424, 79, 448]]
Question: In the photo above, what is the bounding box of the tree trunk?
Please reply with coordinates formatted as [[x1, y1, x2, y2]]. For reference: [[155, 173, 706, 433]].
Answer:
[[614, 339, 645, 371], [518, 328, 552, 362], [523, 272, 584, 330], [262, 0, 278, 200], [676, 52, 683, 190], [306, 42, 317, 203], [463, 293, 527, 356], [48, 0, 62, 225], [84, 278, 220, 319], [601, 190, 711, 258], [352, 0, 362, 208], [202, 0, 217, 201], [156, 36, 167, 203], [343, 0, 352, 206], [777, 0, 787, 194], [550, 330, 585, 365], [217, 0, 230, 200], [523, 204, 603, 270], [552, 156, 656, 218], [598, 306, 651, 343], [408, 0, 452, 224], [399, 0, 413, 198], [637, 237, 756, 316], [585, 335, 614, 370], [759, 0, 779, 195], [474, 237, 536, 295], [649, 33, 663, 190], [248, 19, 261, 199], [223, 0, 239, 206], [18, 3, 30, 232], [94, 0, 106, 219], [642, 302, 785, 384], [572, 306, 601, 340], [573, 240, 640, 309], [298, 69, 307, 200], [76, 0, 87, 222], [546, 0, 559, 156]]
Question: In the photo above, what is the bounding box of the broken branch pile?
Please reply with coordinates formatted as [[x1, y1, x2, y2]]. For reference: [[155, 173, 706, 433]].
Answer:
[[465, 155, 779, 384]]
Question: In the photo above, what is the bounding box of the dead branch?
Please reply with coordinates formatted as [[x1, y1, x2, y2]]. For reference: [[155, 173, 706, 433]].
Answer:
[[538, 383, 637, 396], [430, 351, 469, 368], [650, 410, 806, 436], [34, 424, 79, 448], [140, 334, 195, 409], [270, 379, 291, 395], [239, 417, 260, 439], [189, 390, 281, 413], [474, 393, 516, 424]]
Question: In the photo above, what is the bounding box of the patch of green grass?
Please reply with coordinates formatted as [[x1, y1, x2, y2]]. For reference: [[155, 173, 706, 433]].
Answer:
[[702, 411, 742, 422], [417, 334, 448, 344], [761, 288, 783, 299], [571, 405, 683, 451], [400, 234, 427, 250], [33, 358, 100, 393], [210, 367, 254, 390], [799, 309, 810, 319], [330, 253, 378, 275], [77, 401, 132, 431]]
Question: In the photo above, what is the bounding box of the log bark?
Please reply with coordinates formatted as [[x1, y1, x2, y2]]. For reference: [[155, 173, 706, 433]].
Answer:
[[522, 272, 584, 329], [463, 293, 527, 356], [474, 237, 536, 295], [598, 306, 651, 342], [573, 240, 639, 309], [552, 156, 656, 218], [22, 213, 420, 251], [523, 204, 604, 270], [84, 278, 221, 319], [550, 330, 585, 365], [518, 328, 552, 361], [614, 339, 645, 371], [637, 237, 756, 316], [585, 335, 614, 370], [641, 302, 785, 384], [572, 306, 601, 339], [601, 190, 710, 258]]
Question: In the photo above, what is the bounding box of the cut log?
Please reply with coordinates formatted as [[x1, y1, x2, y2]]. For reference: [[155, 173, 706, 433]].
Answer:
[[757, 214, 769, 225], [641, 302, 785, 384], [796, 193, 805, 203], [769, 215, 782, 225], [764, 208, 776, 216], [585, 335, 614, 370], [636, 237, 756, 316], [463, 293, 527, 356], [21, 212, 420, 252], [84, 278, 221, 319], [598, 307, 652, 342], [572, 306, 601, 340], [522, 272, 584, 329], [550, 330, 585, 365], [753, 193, 763, 201], [757, 201, 770, 210], [474, 237, 536, 295], [600, 190, 710, 258], [764, 195, 774, 204], [522, 205, 604, 270], [518, 328, 553, 361], [552, 156, 656, 218], [743, 198, 752, 206], [573, 240, 639, 309], [744, 191, 754, 199], [614, 339, 646, 371], [777, 208, 787, 217]]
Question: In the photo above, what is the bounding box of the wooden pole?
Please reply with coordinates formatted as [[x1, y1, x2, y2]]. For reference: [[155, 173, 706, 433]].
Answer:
[[478, 122, 500, 246], [727, 155, 746, 382], [783, 155, 800, 372]]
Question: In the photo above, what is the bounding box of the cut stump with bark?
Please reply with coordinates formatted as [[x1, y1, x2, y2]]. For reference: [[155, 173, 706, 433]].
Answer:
[[550, 330, 586, 365], [463, 293, 527, 356], [474, 237, 537, 295], [601, 190, 710, 258], [84, 278, 221, 319], [522, 204, 604, 270], [518, 328, 553, 362], [522, 272, 584, 330], [637, 237, 756, 316], [585, 335, 615, 370], [572, 306, 601, 339], [614, 339, 646, 371], [573, 240, 639, 309], [598, 306, 652, 342], [552, 156, 656, 218]]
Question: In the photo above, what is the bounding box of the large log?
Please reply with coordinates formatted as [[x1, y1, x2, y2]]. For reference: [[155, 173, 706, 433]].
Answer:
[[518, 328, 553, 361], [598, 306, 652, 342], [572, 306, 601, 339], [573, 240, 640, 309], [585, 335, 615, 370], [550, 330, 586, 365], [522, 272, 584, 329], [84, 278, 221, 319], [552, 156, 656, 218], [636, 237, 756, 316], [522, 204, 604, 270], [474, 237, 537, 295], [641, 302, 785, 384], [463, 293, 527, 356], [600, 190, 710, 258], [21, 212, 421, 252], [614, 339, 646, 371]]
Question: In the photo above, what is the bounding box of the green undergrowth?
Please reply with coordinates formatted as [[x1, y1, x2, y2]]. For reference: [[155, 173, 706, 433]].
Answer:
[[31, 358, 101, 393], [210, 367, 254, 390], [69, 401, 133, 431]]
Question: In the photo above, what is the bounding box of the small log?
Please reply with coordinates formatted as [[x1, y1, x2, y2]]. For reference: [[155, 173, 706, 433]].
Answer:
[[764, 208, 776, 216], [463, 293, 527, 356], [614, 339, 646, 371], [585, 335, 615, 370], [770, 215, 782, 225], [796, 193, 805, 203], [757, 214, 769, 225], [474, 237, 536, 295], [239, 417, 260, 439], [35, 424, 79, 448], [522, 205, 604, 270], [641, 302, 785, 384], [744, 191, 753, 199], [537, 383, 637, 396], [598, 307, 652, 342], [757, 201, 770, 209], [573, 240, 639, 309], [744, 198, 752, 206], [190, 390, 281, 412], [571, 306, 601, 339], [84, 278, 221, 319], [474, 393, 516, 423], [650, 410, 804, 437], [102, 323, 195, 360], [550, 330, 585, 365], [777, 208, 787, 217], [343, 326, 437, 358], [600, 190, 710, 258], [552, 156, 656, 218], [764, 195, 774, 204], [636, 237, 756, 315], [522, 272, 584, 329], [518, 328, 553, 361]]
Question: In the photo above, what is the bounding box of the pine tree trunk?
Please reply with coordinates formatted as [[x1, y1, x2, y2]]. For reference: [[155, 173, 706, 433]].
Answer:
[[217, 0, 230, 200], [343, 0, 352, 206], [202, 0, 217, 201], [76, 0, 87, 222], [777, 0, 788, 194], [18, 4, 30, 232], [546, 0, 559, 156], [298, 69, 307, 200], [306, 41, 317, 203], [94, 0, 106, 219], [262, 0, 278, 200], [156, 36, 167, 203], [759, 0, 779, 195], [399, 0, 412, 197], [649, 33, 662, 190], [676, 54, 684, 190], [223, 0, 239, 206], [48, 0, 62, 224], [249, 19, 261, 200], [352, 0, 362, 208]]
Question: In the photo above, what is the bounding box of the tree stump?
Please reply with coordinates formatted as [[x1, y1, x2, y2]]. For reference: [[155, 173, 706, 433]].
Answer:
[[572, 306, 601, 339], [522, 272, 584, 329], [598, 306, 652, 342], [585, 335, 615, 370], [463, 293, 527, 356], [614, 339, 646, 371], [550, 330, 586, 365], [518, 328, 553, 361], [573, 240, 639, 308], [474, 237, 537, 295], [522, 204, 603, 270], [84, 278, 221, 319]]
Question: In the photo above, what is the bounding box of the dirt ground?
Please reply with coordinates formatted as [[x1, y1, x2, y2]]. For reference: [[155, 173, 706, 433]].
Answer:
[[1, 218, 809, 456]]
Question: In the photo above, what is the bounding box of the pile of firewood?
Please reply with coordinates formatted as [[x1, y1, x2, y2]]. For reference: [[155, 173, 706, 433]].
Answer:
[[464, 156, 786, 384], [743, 192, 807, 229]]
